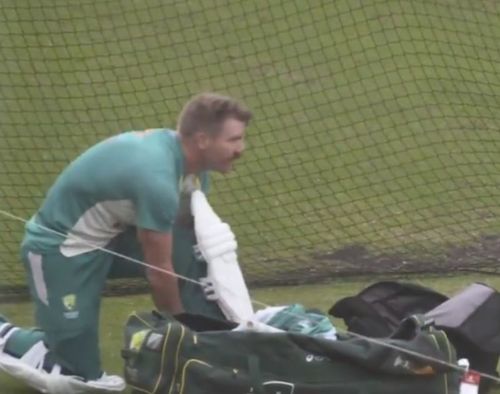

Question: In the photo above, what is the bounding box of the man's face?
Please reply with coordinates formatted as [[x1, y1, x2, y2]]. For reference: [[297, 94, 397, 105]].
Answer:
[[202, 118, 246, 173]]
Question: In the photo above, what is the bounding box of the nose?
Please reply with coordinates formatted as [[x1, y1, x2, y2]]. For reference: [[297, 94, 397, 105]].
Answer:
[[233, 150, 243, 160], [234, 145, 245, 159]]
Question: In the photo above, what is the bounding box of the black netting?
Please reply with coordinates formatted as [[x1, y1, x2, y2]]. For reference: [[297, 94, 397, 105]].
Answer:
[[2, 0, 500, 299]]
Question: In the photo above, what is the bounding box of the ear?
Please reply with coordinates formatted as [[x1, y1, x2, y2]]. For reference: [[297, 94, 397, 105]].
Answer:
[[194, 131, 211, 150]]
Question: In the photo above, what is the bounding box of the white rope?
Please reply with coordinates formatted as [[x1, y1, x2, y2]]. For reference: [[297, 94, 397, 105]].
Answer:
[[0, 209, 201, 286], [1, 208, 499, 385]]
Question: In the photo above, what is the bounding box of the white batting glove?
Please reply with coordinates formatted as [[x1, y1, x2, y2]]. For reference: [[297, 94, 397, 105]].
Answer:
[[197, 222, 237, 261]]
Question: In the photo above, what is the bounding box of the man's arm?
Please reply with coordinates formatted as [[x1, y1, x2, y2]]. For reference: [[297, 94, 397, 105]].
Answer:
[[137, 228, 184, 315]]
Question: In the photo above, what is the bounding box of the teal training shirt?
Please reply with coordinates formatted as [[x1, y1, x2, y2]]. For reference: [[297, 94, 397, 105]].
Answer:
[[22, 129, 186, 256]]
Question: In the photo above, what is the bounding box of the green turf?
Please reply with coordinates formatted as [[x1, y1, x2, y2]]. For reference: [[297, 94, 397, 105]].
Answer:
[[1, 274, 500, 393], [2, 1, 500, 289]]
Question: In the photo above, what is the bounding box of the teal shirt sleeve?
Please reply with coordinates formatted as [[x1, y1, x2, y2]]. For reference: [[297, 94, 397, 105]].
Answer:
[[133, 173, 179, 232]]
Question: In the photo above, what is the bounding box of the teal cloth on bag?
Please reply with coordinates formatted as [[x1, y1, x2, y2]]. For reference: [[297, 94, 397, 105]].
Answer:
[[266, 304, 337, 338]]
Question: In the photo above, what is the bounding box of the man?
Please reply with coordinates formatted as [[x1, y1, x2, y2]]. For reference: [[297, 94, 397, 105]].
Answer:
[[0, 92, 252, 392]]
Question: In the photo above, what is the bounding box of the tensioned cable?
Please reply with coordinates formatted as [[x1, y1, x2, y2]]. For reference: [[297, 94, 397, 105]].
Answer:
[[1, 207, 499, 385]]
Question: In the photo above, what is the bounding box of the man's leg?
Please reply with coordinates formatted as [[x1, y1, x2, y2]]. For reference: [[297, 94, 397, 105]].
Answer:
[[0, 317, 71, 374], [21, 247, 111, 380], [0, 317, 45, 359]]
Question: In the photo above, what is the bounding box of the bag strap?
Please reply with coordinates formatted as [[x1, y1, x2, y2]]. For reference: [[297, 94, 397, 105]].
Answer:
[[247, 355, 264, 394]]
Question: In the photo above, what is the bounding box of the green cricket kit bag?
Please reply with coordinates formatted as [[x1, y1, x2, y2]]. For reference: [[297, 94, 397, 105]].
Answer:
[[122, 311, 462, 394]]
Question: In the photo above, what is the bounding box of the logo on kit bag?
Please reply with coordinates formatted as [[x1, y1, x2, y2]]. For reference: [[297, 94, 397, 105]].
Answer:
[[393, 355, 435, 375], [305, 354, 326, 362]]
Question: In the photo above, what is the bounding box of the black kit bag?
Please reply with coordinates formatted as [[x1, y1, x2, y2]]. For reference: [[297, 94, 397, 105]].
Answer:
[[330, 281, 500, 393], [426, 282, 500, 394], [329, 281, 448, 337]]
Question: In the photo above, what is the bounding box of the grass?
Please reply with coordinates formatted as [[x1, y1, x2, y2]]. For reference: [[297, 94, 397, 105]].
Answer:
[[2, 1, 500, 289], [1, 273, 500, 393]]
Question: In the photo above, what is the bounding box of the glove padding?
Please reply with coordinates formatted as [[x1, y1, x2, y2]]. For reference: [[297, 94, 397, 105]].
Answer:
[[191, 190, 254, 323], [199, 277, 218, 301], [196, 222, 237, 261], [0, 335, 125, 394]]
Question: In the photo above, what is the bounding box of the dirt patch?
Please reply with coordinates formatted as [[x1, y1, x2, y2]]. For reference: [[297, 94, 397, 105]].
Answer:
[[248, 234, 500, 287]]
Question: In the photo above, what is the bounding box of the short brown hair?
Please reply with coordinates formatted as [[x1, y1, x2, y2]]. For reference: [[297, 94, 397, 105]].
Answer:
[[177, 93, 252, 137]]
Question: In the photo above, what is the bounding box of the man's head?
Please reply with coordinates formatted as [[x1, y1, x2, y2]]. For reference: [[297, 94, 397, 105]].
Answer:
[[178, 93, 252, 173]]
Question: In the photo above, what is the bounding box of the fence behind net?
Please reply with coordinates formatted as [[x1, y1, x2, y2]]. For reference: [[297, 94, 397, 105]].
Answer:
[[2, 0, 500, 300]]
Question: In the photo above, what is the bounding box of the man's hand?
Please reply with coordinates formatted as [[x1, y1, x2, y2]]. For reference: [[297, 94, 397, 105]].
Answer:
[[137, 228, 184, 315]]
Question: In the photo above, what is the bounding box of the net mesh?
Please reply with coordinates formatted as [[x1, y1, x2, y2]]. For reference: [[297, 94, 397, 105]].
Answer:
[[2, 0, 500, 299]]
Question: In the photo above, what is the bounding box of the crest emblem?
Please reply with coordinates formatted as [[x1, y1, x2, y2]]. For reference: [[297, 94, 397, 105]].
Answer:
[[62, 294, 77, 311]]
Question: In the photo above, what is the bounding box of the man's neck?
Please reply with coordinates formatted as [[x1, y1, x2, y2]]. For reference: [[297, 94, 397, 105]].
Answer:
[[180, 137, 203, 175]]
